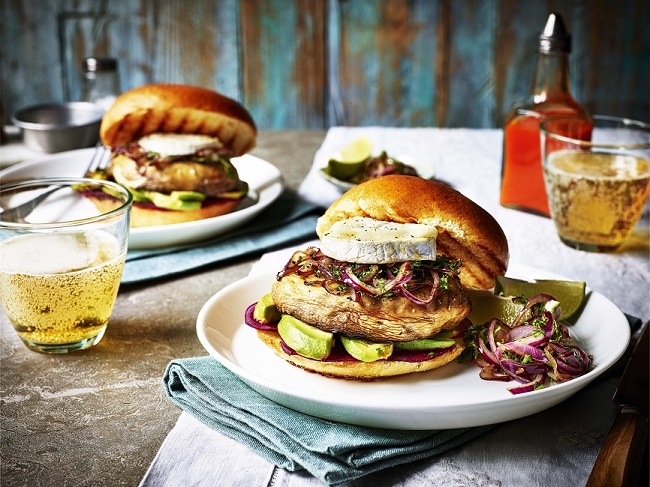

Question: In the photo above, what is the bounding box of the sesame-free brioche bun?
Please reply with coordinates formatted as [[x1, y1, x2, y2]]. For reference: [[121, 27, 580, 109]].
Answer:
[[256, 329, 466, 380], [99, 83, 257, 155], [316, 175, 509, 290]]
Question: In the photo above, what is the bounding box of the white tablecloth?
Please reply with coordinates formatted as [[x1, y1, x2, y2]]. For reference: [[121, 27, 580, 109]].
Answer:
[[140, 127, 649, 487]]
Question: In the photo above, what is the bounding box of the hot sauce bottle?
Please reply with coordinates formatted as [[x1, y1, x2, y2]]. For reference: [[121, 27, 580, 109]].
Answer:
[[500, 12, 592, 217]]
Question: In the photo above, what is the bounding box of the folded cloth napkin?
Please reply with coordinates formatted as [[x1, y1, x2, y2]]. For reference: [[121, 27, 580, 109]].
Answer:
[[163, 357, 493, 486], [121, 190, 320, 285]]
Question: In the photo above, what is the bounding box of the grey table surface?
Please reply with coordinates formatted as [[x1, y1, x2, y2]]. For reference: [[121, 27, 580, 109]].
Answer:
[[0, 130, 325, 486]]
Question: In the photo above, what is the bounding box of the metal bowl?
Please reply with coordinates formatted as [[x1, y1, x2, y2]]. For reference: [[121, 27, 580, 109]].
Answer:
[[11, 102, 104, 153]]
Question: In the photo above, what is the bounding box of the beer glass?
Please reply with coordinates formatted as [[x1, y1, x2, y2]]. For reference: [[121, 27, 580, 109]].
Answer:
[[541, 115, 650, 252], [0, 178, 132, 353]]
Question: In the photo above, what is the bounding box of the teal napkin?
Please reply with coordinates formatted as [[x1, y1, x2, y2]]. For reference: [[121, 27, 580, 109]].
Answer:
[[121, 191, 320, 285], [163, 357, 493, 486]]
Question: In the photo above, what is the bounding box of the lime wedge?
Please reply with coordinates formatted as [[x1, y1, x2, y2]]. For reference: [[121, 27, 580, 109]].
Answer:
[[326, 137, 372, 180], [340, 136, 372, 163], [495, 276, 586, 321], [327, 158, 365, 181], [466, 289, 526, 326]]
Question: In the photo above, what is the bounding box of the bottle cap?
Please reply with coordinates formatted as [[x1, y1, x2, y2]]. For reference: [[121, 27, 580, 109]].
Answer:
[[83, 57, 118, 72], [538, 12, 571, 54]]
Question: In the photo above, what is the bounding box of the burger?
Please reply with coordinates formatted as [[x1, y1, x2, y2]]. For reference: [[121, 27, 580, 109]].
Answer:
[[245, 175, 509, 380], [85, 83, 257, 227]]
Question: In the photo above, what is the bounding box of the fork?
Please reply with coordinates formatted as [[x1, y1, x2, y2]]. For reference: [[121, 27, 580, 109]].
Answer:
[[85, 143, 111, 175], [0, 144, 110, 222]]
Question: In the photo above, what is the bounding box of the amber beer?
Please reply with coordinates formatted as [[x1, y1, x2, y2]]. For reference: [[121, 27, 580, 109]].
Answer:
[[544, 150, 650, 251], [0, 231, 125, 351]]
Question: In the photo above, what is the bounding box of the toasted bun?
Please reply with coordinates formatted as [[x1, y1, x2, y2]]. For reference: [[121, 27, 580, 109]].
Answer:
[[316, 175, 509, 290], [257, 330, 465, 380], [87, 195, 240, 227], [100, 84, 257, 156]]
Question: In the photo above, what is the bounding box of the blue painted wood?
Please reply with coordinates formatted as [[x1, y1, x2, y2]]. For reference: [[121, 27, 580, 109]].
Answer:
[[331, 0, 441, 126], [240, 0, 327, 129], [444, 0, 497, 128], [59, 0, 241, 103], [1, 0, 647, 131], [580, 0, 650, 117]]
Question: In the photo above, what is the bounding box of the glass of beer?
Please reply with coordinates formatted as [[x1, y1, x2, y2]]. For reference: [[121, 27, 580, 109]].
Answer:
[[541, 115, 650, 252], [0, 178, 132, 353]]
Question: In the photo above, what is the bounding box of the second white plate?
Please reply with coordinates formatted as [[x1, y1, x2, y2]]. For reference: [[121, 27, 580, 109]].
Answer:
[[0, 148, 284, 249]]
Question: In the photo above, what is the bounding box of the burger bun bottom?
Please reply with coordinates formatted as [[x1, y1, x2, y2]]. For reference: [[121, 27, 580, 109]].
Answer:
[[87, 195, 241, 227], [256, 330, 466, 381]]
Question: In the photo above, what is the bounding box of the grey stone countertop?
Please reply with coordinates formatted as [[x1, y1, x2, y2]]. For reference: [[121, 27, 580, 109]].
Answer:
[[0, 130, 327, 486]]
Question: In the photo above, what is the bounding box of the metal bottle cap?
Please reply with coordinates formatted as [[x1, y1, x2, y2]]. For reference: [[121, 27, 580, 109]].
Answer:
[[538, 12, 571, 54], [83, 57, 118, 72]]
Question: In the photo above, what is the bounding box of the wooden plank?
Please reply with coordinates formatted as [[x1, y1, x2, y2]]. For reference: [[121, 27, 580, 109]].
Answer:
[[59, 0, 241, 102], [494, 0, 649, 125], [494, 0, 555, 126], [444, 0, 497, 127], [1, 0, 68, 108], [147, 0, 241, 97], [240, 0, 327, 129], [331, 0, 440, 126], [1, 0, 647, 130], [580, 0, 649, 121]]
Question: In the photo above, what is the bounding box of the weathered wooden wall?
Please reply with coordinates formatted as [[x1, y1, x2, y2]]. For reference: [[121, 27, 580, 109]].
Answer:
[[1, 0, 648, 130]]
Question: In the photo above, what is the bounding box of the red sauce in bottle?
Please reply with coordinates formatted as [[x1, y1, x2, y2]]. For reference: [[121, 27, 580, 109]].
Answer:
[[501, 109, 592, 216], [500, 13, 592, 217]]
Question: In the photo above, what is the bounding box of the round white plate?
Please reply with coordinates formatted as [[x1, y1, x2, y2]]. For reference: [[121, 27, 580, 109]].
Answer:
[[0, 148, 284, 249], [319, 154, 434, 191], [197, 264, 631, 430]]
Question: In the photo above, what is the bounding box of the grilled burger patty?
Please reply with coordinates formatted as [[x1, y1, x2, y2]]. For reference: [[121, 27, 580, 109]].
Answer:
[[108, 144, 241, 197]]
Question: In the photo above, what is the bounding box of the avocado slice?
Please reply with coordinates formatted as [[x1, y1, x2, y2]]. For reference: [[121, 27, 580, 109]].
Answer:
[[147, 191, 204, 211], [219, 181, 249, 199], [128, 184, 245, 210], [253, 294, 281, 324], [277, 315, 333, 360], [340, 336, 393, 362], [394, 338, 456, 350], [171, 190, 207, 201], [128, 188, 206, 210], [428, 330, 455, 340]]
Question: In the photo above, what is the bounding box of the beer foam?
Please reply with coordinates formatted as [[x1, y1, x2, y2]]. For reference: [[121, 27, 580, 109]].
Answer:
[[0, 231, 120, 275], [548, 150, 650, 179]]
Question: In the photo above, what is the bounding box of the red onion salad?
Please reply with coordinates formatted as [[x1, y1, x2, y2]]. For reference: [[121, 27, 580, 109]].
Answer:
[[350, 151, 419, 184], [275, 246, 461, 305], [460, 293, 592, 394]]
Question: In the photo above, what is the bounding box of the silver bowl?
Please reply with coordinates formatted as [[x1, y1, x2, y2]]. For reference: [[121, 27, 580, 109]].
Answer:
[[12, 102, 104, 153]]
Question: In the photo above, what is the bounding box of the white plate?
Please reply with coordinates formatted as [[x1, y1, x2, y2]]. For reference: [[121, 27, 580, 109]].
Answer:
[[197, 264, 631, 430], [319, 154, 434, 191], [0, 148, 284, 249]]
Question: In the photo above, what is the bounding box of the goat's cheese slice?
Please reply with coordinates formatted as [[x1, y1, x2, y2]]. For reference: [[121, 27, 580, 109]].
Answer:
[[320, 217, 437, 264], [138, 133, 221, 157]]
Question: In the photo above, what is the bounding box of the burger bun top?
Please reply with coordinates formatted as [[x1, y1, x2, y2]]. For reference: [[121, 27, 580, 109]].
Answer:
[[100, 83, 257, 156], [316, 175, 509, 290]]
